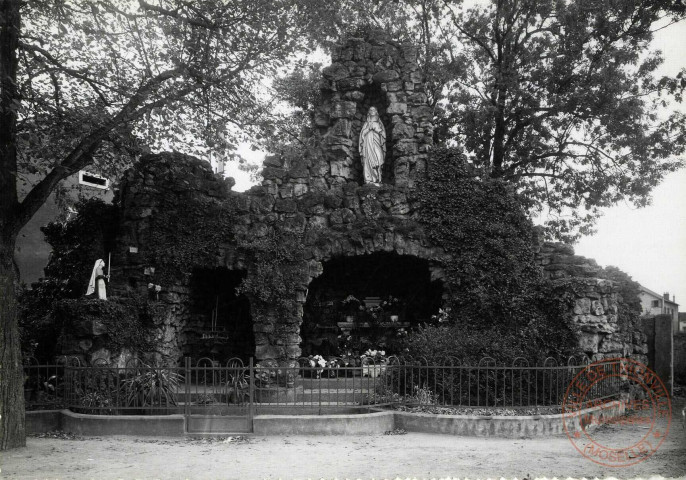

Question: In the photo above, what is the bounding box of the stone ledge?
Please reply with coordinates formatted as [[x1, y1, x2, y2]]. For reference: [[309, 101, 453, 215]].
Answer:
[[392, 401, 625, 438], [253, 411, 395, 435], [60, 409, 185, 437], [26, 401, 625, 439]]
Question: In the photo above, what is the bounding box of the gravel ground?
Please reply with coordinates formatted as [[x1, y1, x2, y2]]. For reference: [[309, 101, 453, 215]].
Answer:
[[1, 398, 684, 480]]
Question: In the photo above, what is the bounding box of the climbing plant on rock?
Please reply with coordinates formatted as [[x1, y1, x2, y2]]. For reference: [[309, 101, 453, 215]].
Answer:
[[236, 226, 307, 317], [412, 147, 579, 358], [147, 198, 237, 285]]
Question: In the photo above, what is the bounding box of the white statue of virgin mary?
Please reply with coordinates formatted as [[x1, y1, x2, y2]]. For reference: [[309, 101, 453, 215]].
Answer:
[[359, 107, 386, 185], [86, 258, 107, 300]]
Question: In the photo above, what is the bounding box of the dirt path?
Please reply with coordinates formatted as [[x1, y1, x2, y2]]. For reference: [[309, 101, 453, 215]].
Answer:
[[2, 399, 684, 480]]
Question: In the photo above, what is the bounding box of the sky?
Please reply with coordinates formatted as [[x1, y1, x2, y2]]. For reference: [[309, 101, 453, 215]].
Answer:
[[575, 18, 686, 305], [227, 16, 686, 307]]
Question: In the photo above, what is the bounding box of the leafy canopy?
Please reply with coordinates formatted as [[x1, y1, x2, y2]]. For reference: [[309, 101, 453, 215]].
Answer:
[[283, 0, 686, 240], [12, 0, 339, 232]]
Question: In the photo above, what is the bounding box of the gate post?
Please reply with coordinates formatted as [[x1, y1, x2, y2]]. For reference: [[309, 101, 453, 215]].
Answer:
[[184, 357, 191, 429], [248, 357, 255, 432]]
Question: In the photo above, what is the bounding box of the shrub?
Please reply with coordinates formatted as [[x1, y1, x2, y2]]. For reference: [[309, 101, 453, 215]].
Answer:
[[53, 297, 156, 353], [120, 365, 182, 408]]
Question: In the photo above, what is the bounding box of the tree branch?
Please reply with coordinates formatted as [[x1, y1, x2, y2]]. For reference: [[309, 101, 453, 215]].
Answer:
[[15, 66, 185, 229], [18, 41, 112, 104]]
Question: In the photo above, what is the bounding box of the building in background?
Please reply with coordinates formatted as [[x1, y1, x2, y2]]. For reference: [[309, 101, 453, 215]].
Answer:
[[639, 285, 680, 333], [15, 170, 114, 286]]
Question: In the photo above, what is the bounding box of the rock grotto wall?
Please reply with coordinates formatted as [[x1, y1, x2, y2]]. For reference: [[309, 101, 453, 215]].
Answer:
[[534, 241, 648, 364], [89, 32, 646, 367], [315, 30, 433, 188], [103, 32, 449, 367]]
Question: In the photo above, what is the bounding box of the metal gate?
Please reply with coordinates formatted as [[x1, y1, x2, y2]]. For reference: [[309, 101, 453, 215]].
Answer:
[[184, 357, 254, 434]]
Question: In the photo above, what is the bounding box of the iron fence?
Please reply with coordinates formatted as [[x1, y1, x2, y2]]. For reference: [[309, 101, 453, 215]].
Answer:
[[22, 355, 626, 415]]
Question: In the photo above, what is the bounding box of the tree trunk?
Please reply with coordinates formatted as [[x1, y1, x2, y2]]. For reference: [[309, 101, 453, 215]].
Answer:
[[0, 234, 25, 450], [0, 0, 25, 450]]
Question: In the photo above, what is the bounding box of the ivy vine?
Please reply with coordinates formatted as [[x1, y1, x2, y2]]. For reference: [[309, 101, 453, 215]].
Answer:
[[236, 226, 306, 317], [146, 196, 238, 284], [410, 147, 579, 359]]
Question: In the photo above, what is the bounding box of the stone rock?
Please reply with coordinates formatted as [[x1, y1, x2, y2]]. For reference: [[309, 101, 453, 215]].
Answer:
[[574, 298, 591, 315], [372, 70, 400, 83], [322, 63, 349, 81], [338, 78, 366, 91], [263, 155, 284, 167], [293, 183, 308, 197], [387, 102, 408, 115], [591, 300, 604, 315], [578, 333, 600, 354], [331, 101, 357, 119], [330, 160, 351, 178], [393, 122, 415, 139], [274, 198, 297, 213]]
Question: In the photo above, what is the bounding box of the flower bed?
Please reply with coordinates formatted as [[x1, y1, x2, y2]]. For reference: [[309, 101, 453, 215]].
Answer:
[[394, 405, 562, 416]]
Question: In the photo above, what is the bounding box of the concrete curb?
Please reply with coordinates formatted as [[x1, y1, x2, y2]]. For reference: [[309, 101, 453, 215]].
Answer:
[[25, 402, 626, 438], [61, 409, 185, 436], [253, 411, 395, 435], [394, 402, 625, 438]]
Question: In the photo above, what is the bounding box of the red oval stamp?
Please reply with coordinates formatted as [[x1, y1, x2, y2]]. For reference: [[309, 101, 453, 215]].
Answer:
[[562, 357, 671, 467]]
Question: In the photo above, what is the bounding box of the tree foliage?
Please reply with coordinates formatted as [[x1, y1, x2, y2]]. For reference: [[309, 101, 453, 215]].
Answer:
[[290, 0, 686, 239], [440, 0, 685, 239]]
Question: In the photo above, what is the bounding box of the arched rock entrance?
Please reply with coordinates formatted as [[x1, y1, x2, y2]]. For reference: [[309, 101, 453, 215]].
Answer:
[[182, 267, 254, 362], [301, 252, 444, 357]]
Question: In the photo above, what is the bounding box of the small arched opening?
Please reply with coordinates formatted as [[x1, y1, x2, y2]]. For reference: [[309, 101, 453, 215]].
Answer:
[[183, 267, 254, 363]]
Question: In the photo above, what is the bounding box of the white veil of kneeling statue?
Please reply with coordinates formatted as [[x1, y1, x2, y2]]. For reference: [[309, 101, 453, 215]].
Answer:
[[86, 258, 107, 300]]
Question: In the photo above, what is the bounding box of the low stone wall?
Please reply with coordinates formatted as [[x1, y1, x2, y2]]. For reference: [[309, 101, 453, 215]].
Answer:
[[535, 241, 648, 362], [394, 402, 625, 438], [26, 403, 626, 438], [60, 410, 185, 437], [253, 411, 395, 436], [25, 410, 61, 433]]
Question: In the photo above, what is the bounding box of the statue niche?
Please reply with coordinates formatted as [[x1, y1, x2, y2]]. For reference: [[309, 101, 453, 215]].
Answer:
[[359, 106, 386, 185]]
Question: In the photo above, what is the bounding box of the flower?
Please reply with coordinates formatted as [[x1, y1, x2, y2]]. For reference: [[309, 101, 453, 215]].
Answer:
[[431, 307, 452, 324], [308, 355, 327, 368], [361, 349, 386, 363]]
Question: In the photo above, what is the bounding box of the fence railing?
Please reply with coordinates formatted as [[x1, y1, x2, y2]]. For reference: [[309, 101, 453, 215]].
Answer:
[[22, 355, 625, 415]]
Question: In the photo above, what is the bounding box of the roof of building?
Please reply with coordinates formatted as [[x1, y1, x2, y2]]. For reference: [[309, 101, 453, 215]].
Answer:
[[639, 285, 679, 306]]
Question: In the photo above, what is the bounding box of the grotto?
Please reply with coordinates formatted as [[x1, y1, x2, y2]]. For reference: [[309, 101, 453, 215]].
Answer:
[[55, 31, 648, 369]]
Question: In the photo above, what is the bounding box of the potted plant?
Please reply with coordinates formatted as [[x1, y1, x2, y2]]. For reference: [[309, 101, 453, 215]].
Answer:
[[340, 295, 361, 322], [381, 296, 402, 322], [360, 349, 387, 378]]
